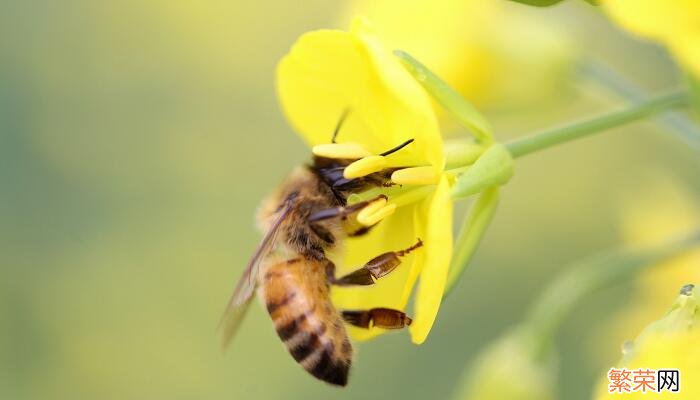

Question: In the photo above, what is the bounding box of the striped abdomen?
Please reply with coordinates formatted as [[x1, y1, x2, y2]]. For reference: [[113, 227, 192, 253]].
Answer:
[[260, 257, 352, 386]]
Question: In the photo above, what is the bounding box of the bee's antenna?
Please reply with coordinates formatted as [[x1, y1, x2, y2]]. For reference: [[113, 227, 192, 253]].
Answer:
[[380, 138, 415, 156], [331, 108, 351, 143]]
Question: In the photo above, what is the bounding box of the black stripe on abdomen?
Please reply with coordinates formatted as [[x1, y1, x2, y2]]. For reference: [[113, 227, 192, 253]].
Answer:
[[275, 312, 308, 341], [306, 345, 350, 387], [266, 291, 297, 314], [289, 323, 327, 362]]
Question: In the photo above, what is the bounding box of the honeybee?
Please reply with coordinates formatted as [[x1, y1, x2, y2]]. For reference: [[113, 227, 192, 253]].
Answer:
[[220, 114, 422, 386]]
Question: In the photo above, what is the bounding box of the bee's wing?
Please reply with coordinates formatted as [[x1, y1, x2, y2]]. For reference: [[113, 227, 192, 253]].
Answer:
[[219, 202, 293, 349], [219, 296, 254, 350]]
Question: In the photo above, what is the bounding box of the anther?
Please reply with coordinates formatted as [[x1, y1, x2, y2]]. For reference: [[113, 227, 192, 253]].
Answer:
[[357, 203, 397, 226], [391, 166, 439, 185], [312, 143, 371, 160], [343, 155, 387, 179], [356, 196, 387, 223]]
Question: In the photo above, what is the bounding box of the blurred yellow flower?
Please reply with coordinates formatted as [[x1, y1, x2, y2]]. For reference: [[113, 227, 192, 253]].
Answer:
[[603, 0, 700, 76], [340, 0, 575, 111], [276, 18, 453, 344], [453, 325, 556, 400], [592, 179, 700, 365], [594, 285, 700, 399]]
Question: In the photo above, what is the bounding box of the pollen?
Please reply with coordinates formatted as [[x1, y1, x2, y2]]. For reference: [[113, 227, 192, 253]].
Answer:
[[312, 143, 372, 160], [391, 166, 440, 185], [357, 203, 397, 227], [343, 155, 387, 179]]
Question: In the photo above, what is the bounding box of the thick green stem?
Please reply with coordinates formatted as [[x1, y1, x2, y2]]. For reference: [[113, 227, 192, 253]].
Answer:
[[527, 229, 700, 360], [505, 91, 690, 158]]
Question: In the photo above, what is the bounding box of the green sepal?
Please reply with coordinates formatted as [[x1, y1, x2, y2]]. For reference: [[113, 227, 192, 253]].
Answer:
[[689, 74, 700, 117], [443, 187, 499, 297], [507, 0, 598, 6], [394, 50, 494, 143], [506, 0, 564, 7], [444, 139, 486, 169], [452, 143, 514, 199]]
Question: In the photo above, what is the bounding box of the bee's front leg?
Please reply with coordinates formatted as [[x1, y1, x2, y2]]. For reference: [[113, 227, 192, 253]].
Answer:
[[327, 239, 423, 286], [307, 195, 386, 223]]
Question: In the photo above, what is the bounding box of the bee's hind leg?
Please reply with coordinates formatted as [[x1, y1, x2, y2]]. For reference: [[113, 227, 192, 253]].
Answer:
[[341, 308, 412, 329], [327, 239, 423, 286]]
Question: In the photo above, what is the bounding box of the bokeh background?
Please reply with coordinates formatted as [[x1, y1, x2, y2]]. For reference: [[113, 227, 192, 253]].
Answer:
[[2, 1, 699, 399]]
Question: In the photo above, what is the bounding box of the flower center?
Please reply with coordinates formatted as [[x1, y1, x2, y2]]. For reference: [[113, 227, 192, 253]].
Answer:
[[314, 139, 456, 226]]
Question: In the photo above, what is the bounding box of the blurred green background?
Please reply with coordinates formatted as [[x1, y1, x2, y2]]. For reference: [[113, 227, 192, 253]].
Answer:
[[2, 1, 699, 399]]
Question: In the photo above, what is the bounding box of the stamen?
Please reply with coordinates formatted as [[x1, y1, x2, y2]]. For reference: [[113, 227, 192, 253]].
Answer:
[[312, 143, 371, 160], [343, 155, 387, 179], [389, 186, 433, 208], [391, 166, 439, 185], [356, 197, 387, 223], [357, 203, 397, 226]]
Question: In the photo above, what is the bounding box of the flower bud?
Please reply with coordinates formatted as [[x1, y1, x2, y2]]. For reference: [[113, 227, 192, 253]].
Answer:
[[453, 325, 557, 400], [451, 143, 514, 199], [594, 284, 700, 399]]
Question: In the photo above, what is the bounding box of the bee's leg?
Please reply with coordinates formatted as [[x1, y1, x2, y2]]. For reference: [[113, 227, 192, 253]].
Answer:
[[341, 308, 412, 329], [307, 195, 387, 223], [345, 223, 377, 238], [328, 239, 423, 286]]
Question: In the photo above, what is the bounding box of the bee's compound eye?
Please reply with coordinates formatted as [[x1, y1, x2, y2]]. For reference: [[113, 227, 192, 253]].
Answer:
[[312, 143, 371, 159]]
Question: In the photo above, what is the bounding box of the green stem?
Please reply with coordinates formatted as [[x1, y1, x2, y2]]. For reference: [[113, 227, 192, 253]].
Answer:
[[527, 229, 700, 360], [580, 62, 700, 149], [505, 90, 690, 158]]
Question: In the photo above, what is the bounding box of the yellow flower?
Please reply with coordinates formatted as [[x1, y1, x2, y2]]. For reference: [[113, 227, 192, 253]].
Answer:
[[276, 18, 453, 344], [594, 285, 700, 399], [603, 0, 700, 76], [339, 0, 575, 109], [453, 325, 556, 400]]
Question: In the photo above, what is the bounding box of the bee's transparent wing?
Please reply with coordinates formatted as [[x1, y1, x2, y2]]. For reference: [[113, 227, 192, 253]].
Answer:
[[219, 296, 254, 350], [219, 202, 292, 349]]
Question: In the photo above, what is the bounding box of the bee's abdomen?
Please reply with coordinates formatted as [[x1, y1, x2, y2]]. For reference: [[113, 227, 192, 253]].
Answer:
[[262, 259, 352, 386]]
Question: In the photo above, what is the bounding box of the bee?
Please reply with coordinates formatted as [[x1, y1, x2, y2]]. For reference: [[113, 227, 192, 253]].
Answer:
[[220, 113, 422, 386]]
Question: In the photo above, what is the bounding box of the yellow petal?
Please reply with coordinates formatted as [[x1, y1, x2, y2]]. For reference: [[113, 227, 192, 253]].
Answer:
[[409, 175, 453, 344], [330, 204, 418, 341], [604, 0, 700, 76], [276, 19, 444, 168], [340, 0, 576, 110], [604, 0, 690, 41], [671, 34, 700, 77]]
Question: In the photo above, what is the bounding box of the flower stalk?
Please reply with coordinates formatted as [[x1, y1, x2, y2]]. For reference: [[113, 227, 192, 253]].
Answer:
[[504, 90, 690, 158]]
